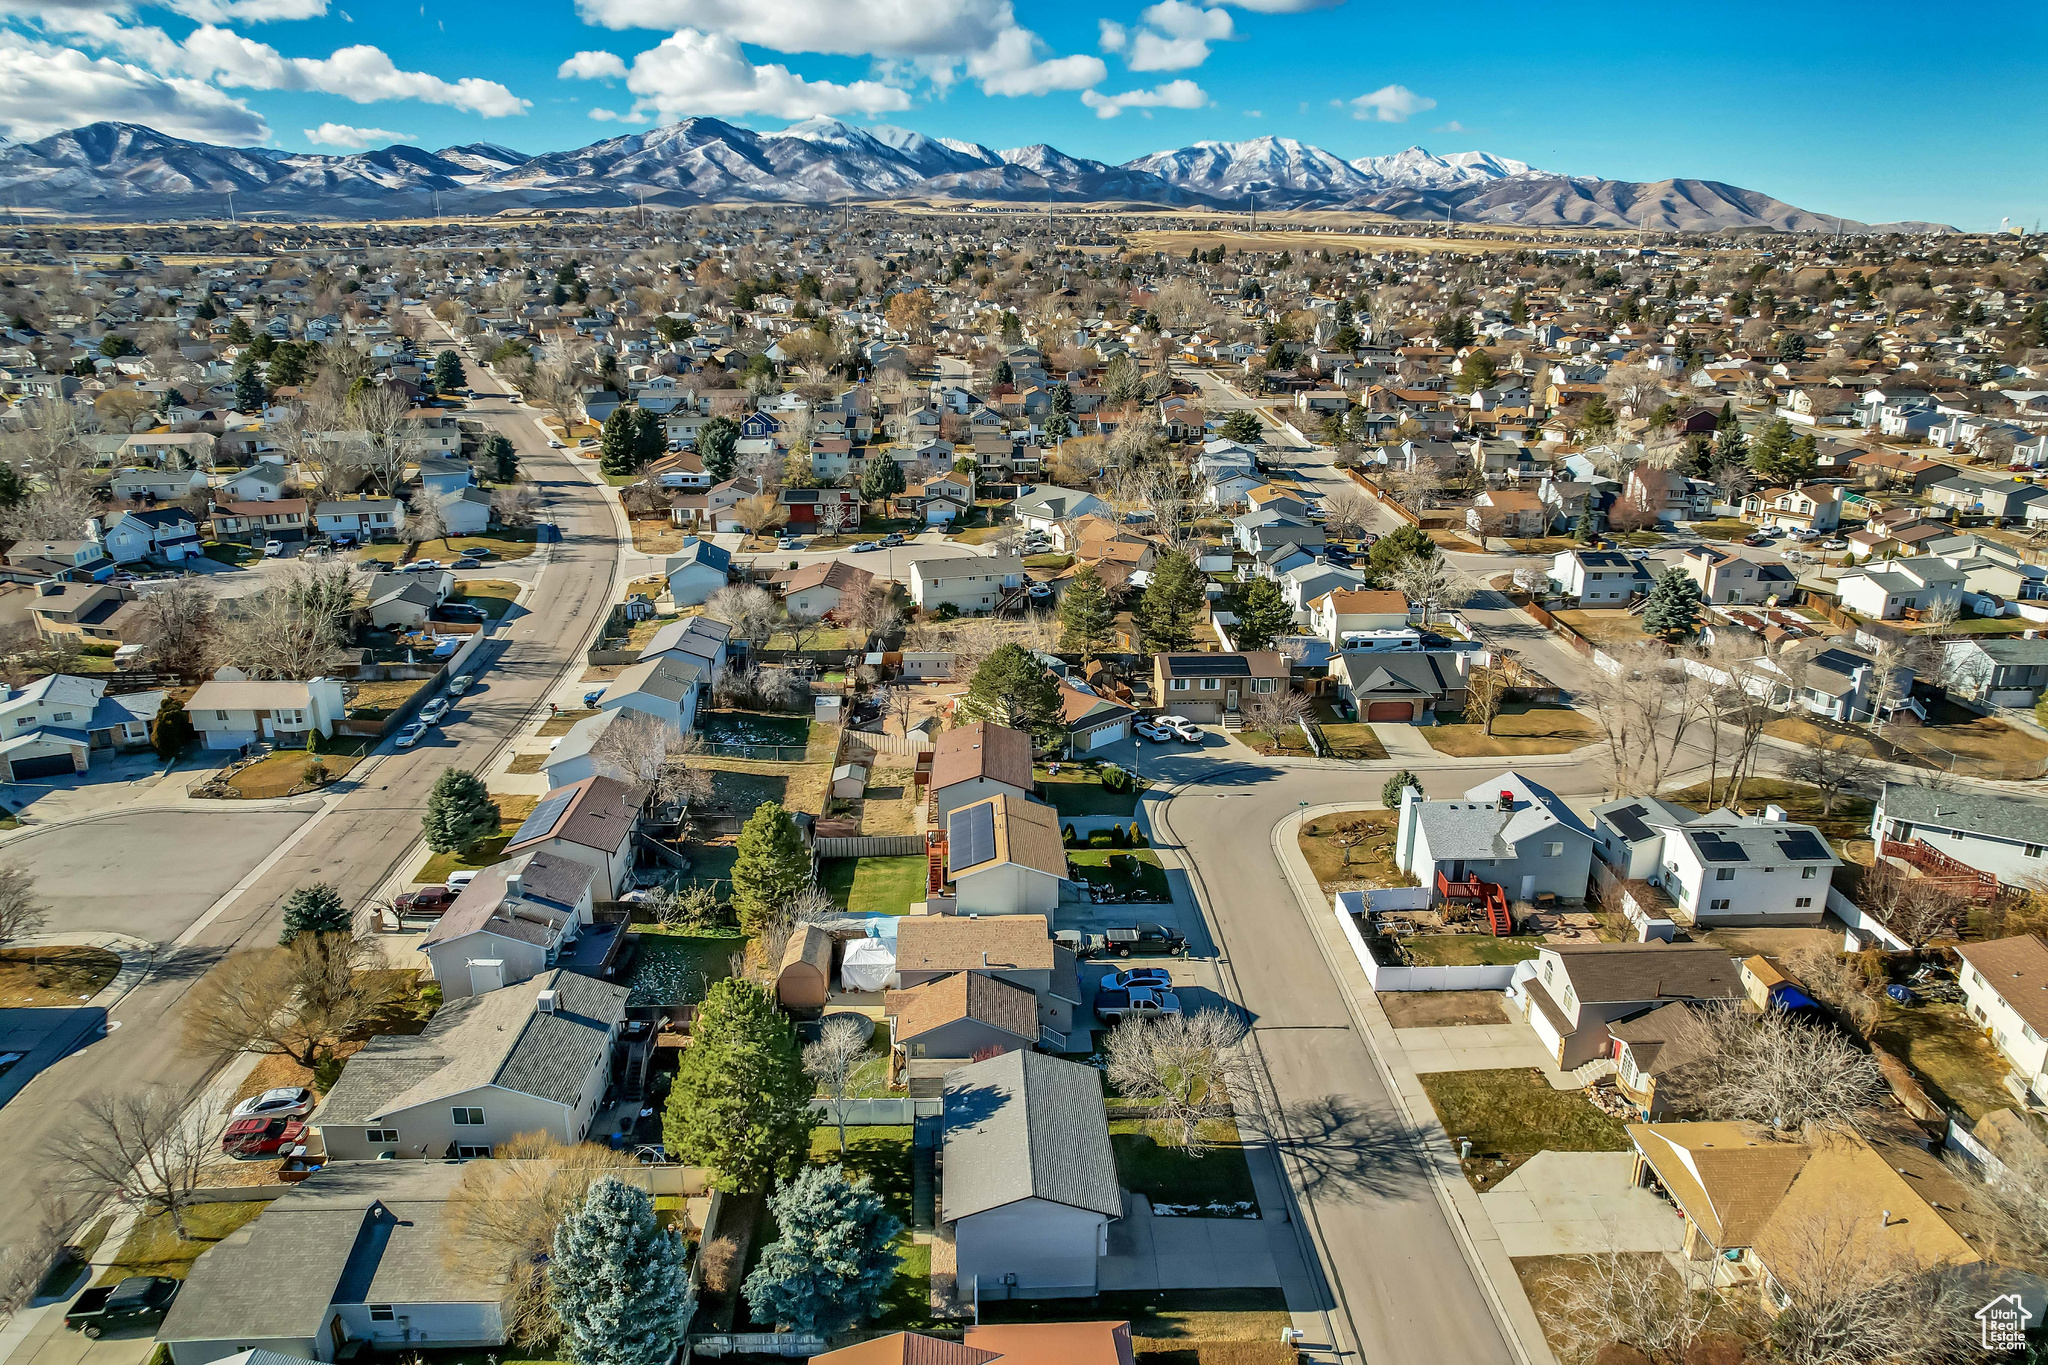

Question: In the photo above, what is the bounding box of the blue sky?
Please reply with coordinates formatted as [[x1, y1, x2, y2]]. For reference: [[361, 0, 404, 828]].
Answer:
[[1, 0, 2042, 228]]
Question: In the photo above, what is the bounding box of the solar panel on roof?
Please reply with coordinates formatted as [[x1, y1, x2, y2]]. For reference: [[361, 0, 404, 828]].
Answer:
[[1607, 803, 1654, 843], [949, 802, 997, 871], [1776, 830, 1829, 862], [1169, 655, 1250, 676], [513, 789, 576, 845], [1694, 835, 1749, 863]]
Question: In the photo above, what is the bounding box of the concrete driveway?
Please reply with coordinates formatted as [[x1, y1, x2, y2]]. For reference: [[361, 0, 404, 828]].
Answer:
[[1394, 1023, 1557, 1077], [4, 808, 315, 943], [1479, 1152, 1686, 1257], [1101, 1192, 1283, 1291]]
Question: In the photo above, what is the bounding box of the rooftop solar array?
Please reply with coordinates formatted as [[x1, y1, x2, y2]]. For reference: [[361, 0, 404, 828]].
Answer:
[[1776, 830, 1831, 862], [949, 802, 997, 871], [1692, 834, 1750, 863], [1167, 655, 1251, 676], [512, 789, 575, 845], [1607, 803, 1654, 843]]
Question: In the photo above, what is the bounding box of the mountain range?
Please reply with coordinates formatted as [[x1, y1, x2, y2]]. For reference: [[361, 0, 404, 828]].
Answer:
[[0, 119, 1950, 233]]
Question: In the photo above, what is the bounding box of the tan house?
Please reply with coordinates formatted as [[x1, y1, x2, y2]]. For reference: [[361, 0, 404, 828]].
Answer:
[[891, 913, 1081, 1047], [28, 580, 143, 643], [1678, 546, 1794, 607], [926, 720, 1035, 825], [211, 498, 309, 544], [1153, 651, 1289, 725], [945, 793, 1068, 916]]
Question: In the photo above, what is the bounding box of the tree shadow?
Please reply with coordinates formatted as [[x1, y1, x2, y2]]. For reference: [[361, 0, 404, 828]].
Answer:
[[1243, 1092, 1434, 1200]]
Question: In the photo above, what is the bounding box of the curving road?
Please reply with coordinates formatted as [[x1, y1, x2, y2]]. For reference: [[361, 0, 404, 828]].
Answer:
[[0, 350, 623, 1260]]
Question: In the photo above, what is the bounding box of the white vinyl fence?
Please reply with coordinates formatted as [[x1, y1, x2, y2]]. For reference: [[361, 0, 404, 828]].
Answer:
[[1333, 889, 1522, 992]]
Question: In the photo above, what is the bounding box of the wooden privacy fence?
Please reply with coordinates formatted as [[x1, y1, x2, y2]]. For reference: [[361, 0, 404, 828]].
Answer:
[[842, 728, 934, 754], [813, 834, 926, 858], [1346, 467, 1423, 526]]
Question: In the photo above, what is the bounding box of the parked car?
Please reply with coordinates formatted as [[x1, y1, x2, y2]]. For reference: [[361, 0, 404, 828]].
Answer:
[[446, 869, 479, 894], [434, 603, 487, 622], [1024, 582, 1053, 599], [1741, 534, 1771, 547], [776, 537, 806, 550], [851, 541, 881, 553], [1158, 714, 1202, 742], [1134, 720, 1172, 744], [1103, 966, 1173, 992], [394, 721, 429, 748], [408, 558, 443, 572], [393, 885, 456, 916], [880, 533, 907, 547], [1821, 538, 1848, 550], [64, 1278, 179, 1339], [449, 673, 475, 695], [418, 698, 450, 726], [220, 1114, 307, 1158], [262, 539, 284, 557], [229, 1086, 314, 1120], [1102, 924, 1187, 958], [1094, 986, 1183, 1021], [548, 438, 565, 448], [452, 556, 483, 569], [583, 688, 608, 707]]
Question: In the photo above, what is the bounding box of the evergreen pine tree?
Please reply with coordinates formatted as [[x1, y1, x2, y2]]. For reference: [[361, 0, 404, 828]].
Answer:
[[1572, 507, 1594, 544], [1219, 410, 1261, 444], [433, 349, 466, 391], [697, 417, 740, 482], [227, 315, 253, 345], [599, 408, 637, 476], [234, 362, 268, 413], [1057, 565, 1115, 660], [664, 978, 810, 1192], [859, 452, 905, 504], [994, 360, 1013, 386], [485, 433, 520, 483], [962, 644, 1064, 747], [1043, 411, 1070, 441], [633, 407, 666, 467], [1233, 576, 1293, 652], [743, 1166, 901, 1334], [422, 768, 500, 855], [278, 883, 351, 944], [1642, 568, 1703, 641], [149, 695, 194, 759], [1138, 550, 1205, 653], [1454, 348, 1498, 395], [729, 801, 810, 934], [1381, 770, 1422, 811], [549, 1177, 696, 1365]]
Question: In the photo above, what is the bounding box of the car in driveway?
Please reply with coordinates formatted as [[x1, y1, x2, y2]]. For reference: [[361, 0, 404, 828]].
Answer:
[[418, 698, 450, 725], [262, 539, 284, 557], [583, 688, 607, 707], [776, 537, 806, 550], [1094, 986, 1182, 1020], [446, 869, 479, 894], [1103, 966, 1173, 992], [434, 603, 487, 623], [230, 1086, 314, 1120], [880, 532, 907, 547], [221, 1115, 306, 1158], [1158, 714, 1202, 742], [1134, 719, 1173, 743], [1058, 924, 1187, 959], [65, 1278, 179, 1339], [393, 884, 456, 916], [452, 556, 483, 569], [394, 720, 429, 748]]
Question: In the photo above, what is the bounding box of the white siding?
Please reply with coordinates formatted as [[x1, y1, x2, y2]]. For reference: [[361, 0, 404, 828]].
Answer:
[[953, 862, 1062, 916], [953, 1197, 1107, 1298]]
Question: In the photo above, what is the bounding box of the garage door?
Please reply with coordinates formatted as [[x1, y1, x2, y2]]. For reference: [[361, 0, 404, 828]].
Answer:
[[1086, 721, 1128, 750], [1365, 701, 1413, 722], [9, 753, 74, 780]]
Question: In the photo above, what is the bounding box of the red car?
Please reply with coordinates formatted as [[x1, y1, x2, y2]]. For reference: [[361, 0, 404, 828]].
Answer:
[[393, 885, 456, 916], [221, 1115, 307, 1159]]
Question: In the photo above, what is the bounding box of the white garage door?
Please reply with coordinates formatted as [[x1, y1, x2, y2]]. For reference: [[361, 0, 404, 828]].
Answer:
[[1085, 720, 1129, 750]]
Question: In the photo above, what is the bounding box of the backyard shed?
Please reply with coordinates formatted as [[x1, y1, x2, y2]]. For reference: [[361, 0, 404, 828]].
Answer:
[[778, 922, 834, 1011], [831, 761, 870, 799]]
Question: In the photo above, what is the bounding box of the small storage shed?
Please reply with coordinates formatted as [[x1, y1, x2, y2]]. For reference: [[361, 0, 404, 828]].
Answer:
[[777, 922, 834, 1011], [831, 761, 870, 799]]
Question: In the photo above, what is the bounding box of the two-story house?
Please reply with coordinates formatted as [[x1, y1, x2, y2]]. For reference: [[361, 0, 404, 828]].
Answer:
[[1740, 483, 1843, 533], [1395, 772, 1599, 907], [501, 775, 640, 898], [1591, 797, 1839, 928], [1307, 588, 1413, 650], [1678, 546, 1795, 606], [0, 673, 163, 780], [211, 498, 309, 545], [892, 913, 1084, 1054], [1954, 934, 2048, 1108], [908, 555, 1025, 614], [925, 720, 1035, 824], [1834, 556, 1966, 621], [186, 676, 347, 749], [102, 506, 203, 564], [1870, 780, 2048, 891], [1153, 652, 1289, 725], [421, 852, 604, 999], [28, 579, 144, 643], [315, 498, 406, 542], [1513, 942, 1743, 1067], [1941, 637, 2048, 708]]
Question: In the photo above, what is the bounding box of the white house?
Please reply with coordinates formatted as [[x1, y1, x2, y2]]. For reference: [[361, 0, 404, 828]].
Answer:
[[907, 555, 1024, 614], [186, 676, 347, 749], [1549, 549, 1653, 606], [102, 507, 203, 564], [1871, 781, 2048, 890], [1306, 588, 1412, 649], [0, 673, 162, 780], [1592, 796, 1838, 927], [1012, 486, 1109, 541], [1395, 772, 1598, 905], [314, 498, 406, 542], [421, 852, 600, 1000], [433, 486, 494, 536], [110, 466, 208, 503], [941, 1050, 1122, 1300], [501, 775, 640, 898], [946, 793, 1068, 916], [595, 653, 704, 734], [661, 538, 731, 607], [1953, 934, 2048, 1108], [1834, 556, 1966, 621], [215, 463, 290, 502]]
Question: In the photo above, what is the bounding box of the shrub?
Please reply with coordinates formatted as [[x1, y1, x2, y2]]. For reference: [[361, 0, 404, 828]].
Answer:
[[301, 758, 330, 787], [1129, 822, 1147, 847], [1062, 823, 1079, 847], [305, 730, 323, 755], [1109, 822, 1128, 847]]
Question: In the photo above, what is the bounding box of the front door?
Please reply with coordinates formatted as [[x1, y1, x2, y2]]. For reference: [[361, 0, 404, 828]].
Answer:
[[1226, 686, 1240, 710]]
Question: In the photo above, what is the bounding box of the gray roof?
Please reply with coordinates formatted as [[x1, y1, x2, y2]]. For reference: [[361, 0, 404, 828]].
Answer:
[[1545, 942, 1744, 1005], [1411, 771, 1592, 862], [312, 969, 627, 1126], [157, 1163, 502, 1349], [605, 652, 704, 705], [1879, 778, 2048, 846], [641, 614, 731, 663], [941, 1050, 1120, 1221], [545, 707, 622, 769], [1950, 636, 2048, 665], [423, 851, 596, 948], [1332, 651, 1462, 700], [668, 538, 731, 573]]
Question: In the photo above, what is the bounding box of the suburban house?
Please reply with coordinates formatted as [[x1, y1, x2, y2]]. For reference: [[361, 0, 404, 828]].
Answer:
[[1740, 484, 1843, 533], [1953, 934, 2048, 1108], [214, 462, 290, 504], [941, 1050, 1122, 1300], [540, 710, 628, 790], [111, 466, 208, 503], [1013, 486, 1110, 541], [1329, 651, 1469, 722], [1622, 466, 1713, 525], [1941, 637, 2048, 708], [1591, 798, 1839, 927], [1548, 549, 1653, 606], [310, 969, 628, 1161], [1834, 557, 1966, 620], [639, 614, 732, 676], [0, 673, 163, 780], [1744, 640, 1915, 725], [890, 915, 1083, 1050], [1467, 487, 1548, 538], [501, 775, 640, 898], [661, 538, 731, 606], [778, 559, 875, 619], [103, 506, 203, 563], [1152, 652, 1289, 725], [432, 486, 495, 536], [366, 572, 444, 630], [420, 852, 603, 1000], [927, 721, 1036, 824], [908, 555, 1025, 614], [946, 793, 1068, 916], [1678, 547, 1794, 607], [153, 1162, 514, 1365], [186, 676, 347, 750], [211, 499, 309, 545], [1055, 677, 1135, 754], [119, 431, 216, 468], [778, 486, 862, 531], [1395, 772, 1598, 908], [1871, 781, 2048, 890], [28, 580, 143, 643], [1308, 588, 1412, 649], [1512, 942, 1742, 1068], [595, 653, 704, 734], [885, 970, 1040, 1068], [314, 499, 406, 541], [815, 1322, 1138, 1365], [1605, 1001, 1720, 1120]]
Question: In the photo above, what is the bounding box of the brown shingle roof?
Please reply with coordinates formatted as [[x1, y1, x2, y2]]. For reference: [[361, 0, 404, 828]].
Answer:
[[893, 914, 1055, 973], [885, 970, 1039, 1044], [505, 775, 638, 856], [1956, 934, 2048, 1036], [928, 721, 1034, 793], [1548, 942, 1743, 1006], [952, 793, 1068, 880], [813, 1333, 1002, 1365]]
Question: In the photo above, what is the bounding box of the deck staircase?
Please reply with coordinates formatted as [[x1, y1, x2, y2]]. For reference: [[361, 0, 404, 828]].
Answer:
[[1436, 870, 1516, 937], [1222, 710, 1245, 732], [1880, 838, 2000, 903], [926, 833, 948, 898]]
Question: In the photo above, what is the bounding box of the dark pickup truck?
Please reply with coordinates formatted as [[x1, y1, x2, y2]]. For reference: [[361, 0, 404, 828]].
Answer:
[[65, 1277, 180, 1338]]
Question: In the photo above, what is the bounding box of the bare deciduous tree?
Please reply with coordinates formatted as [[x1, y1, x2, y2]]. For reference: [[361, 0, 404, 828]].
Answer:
[[1782, 743, 1879, 817], [838, 584, 903, 648], [733, 492, 786, 538], [1239, 685, 1311, 737], [1664, 1005, 1887, 1133], [217, 561, 361, 679], [1541, 1249, 1716, 1365], [588, 710, 711, 812], [0, 863, 47, 949], [180, 934, 402, 1071], [1579, 646, 1706, 796], [1759, 1207, 1982, 1365], [129, 574, 217, 679], [1852, 862, 1970, 952], [491, 482, 542, 528], [803, 1014, 874, 1155], [1322, 490, 1376, 540], [705, 583, 777, 647], [1786, 945, 1880, 1037], [1103, 1009, 1255, 1156], [404, 492, 450, 553], [49, 1087, 217, 1239], [1385, 551, 1472, 626]]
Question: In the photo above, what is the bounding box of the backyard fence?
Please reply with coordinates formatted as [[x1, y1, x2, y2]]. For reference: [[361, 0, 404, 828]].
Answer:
[[691, 1336, 825, 1359], [1332, 889, 1521, 992], [1828, 885, 1911, 953], [809, 1098, 941, 1124], [1345, 467, 1424, 527], [813, 834, 926, 858], [698, 741, 809, 762], [842, 728, 935, 754]]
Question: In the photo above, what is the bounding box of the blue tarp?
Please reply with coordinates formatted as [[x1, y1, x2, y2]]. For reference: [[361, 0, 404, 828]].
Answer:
[[1772, 984, 1820, 1011]]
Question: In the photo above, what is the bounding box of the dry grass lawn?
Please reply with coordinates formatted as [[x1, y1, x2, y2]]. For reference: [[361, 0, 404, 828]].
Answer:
[[537, 708, 599, 736], [506, 752, 548, 774], [1378, 990, 1508, 1029], [694, 755, 831, 816], [1551, 608, 1649, 648], [855, 759, 922, 834], [0, 945, 120, 1004], [1666, 777, 1874, 847], [1871, 998, 2017, 1121], [224, 737, 372, 798], [1423, 703, 1599, 758], [346, 677, 430, 718], [630, 519, 691, 554], [1419, 1068, 1631, 1191], [1297, 811, 1414, 892], [98, 1202, 271, 1284]]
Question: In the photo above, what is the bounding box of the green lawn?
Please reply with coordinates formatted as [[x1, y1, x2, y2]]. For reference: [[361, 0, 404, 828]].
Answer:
[[1035, 765, 1142, 817], [96, 1202, 271, 1285], [627, 927, 744, 1009], [1419, 1068, 1632, 1191], [820, 855, 928, 915], [1066, 849, 1171, 899], [1871, 999, 2016, 1121], [451, 579, 519, 619], [412, 794, 538, 883], [1110, 1120, 1259, 1212], [1399, 934, 1545, 967], [202, 540, 256, 566], [806, 1126, 931, 1330]]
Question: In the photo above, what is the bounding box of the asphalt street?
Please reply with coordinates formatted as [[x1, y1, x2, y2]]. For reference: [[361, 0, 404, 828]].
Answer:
[[0, 346, 621, 1261]]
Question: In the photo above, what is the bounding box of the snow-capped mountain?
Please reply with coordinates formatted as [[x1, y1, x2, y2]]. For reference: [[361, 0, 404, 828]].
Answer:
[[0, 118, 1919, 231]]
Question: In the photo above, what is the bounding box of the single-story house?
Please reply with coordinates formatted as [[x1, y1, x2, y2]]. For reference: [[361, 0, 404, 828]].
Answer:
[[313, 498, 406, 541], [638, 613, 732, 676], [501, 775, 640, 898], [662, 538, 731, 606], [1395, 771, 1597, 907], [886, 970, 1040, 1066], [946, 793, 1068, 916], [595, 653, 705, 733], [778, 559, 875, 619], [891, 914, 1081, 1050], [434, 486, 494, 536]]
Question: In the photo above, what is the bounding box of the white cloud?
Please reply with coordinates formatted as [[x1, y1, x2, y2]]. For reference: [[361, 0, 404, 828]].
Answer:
[[622, 28, 910, 120], [0, 29, 268, 142], [0, 0, 327, 22], [557, 48, 627, 81], [170, 0, 328, 20], [1097, 18, 1126, 52], [963, 24, 1103, 96], [1243, 108, 1261, 117], [1124, 0, 1231, 71], [1437, 119, 1465, 132], [1080, 77, 1205, 118], [1209, 0, 1343, 11], [1347, 82, 1433, 122], [177, 25, 531, 116], [305, 120, 409, 146]]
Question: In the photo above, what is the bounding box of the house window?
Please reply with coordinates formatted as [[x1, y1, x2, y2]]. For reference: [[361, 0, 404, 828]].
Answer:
[[370, 1306, 396, 1322], [456, 1145, 493, 1158], [452, 1106, 485, 1125], [2028, 845, 2044, 859], [1251, 678, 1276, 693], [1795, 897, 1813, 908], [1714, 868, 1735, 882], [1801, 866, 1817, 879], [365, 1128, 398, 1143], [1201, 678, 1220, 690], [1709, 898, 1731, 911], [216, 710, 231, 721], [52, 711, 71, 722], [1544, 842, 1563, 858]]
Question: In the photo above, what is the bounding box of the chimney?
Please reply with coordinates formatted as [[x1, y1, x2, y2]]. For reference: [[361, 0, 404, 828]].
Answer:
[[536, 988, 557, 1013], [505, 872, 523, 900]]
